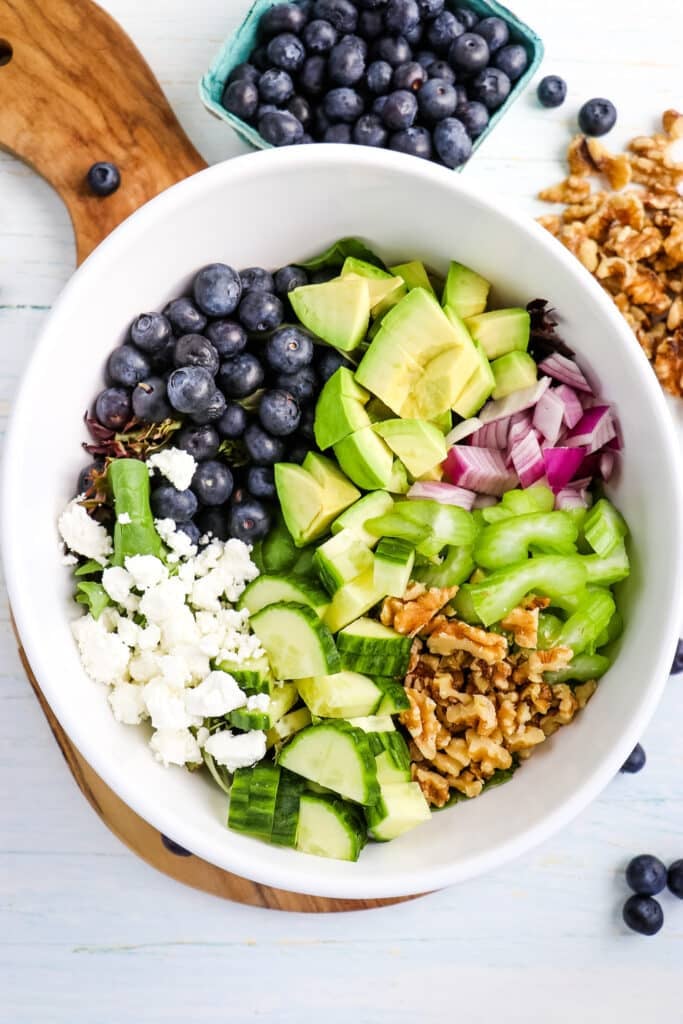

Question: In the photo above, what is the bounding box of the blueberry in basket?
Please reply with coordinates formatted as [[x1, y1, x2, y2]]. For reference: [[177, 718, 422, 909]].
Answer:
[[213, 0, 533, 169]]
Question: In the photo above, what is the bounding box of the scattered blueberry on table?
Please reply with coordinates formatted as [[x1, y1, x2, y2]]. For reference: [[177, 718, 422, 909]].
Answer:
[[620, 742, 646, 773], [578, 97, 617, 136], [537, 74, 566, 108], [670, 638, 683, 674], [667, 860, 683, 899], [625, 854, 667, 896], [86, 161, 121, 197], [220, 0, 532, 167], [622, 894, 664, 936]]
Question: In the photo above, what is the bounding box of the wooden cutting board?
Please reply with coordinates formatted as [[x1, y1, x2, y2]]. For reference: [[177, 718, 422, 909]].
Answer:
[[0, 0, 421, 912]]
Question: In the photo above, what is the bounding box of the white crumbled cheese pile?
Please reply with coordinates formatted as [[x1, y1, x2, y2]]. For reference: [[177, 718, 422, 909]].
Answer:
[[58, 499, 113, 565], [69, 517, 266, 770], [155, 517, 198, 563], [147, 447, 197, 491]]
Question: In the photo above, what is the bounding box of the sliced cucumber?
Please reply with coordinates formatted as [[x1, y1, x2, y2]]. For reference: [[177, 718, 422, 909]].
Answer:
[[366, 782, 431, 841], [250, 602, 340, 680], [331, 491, 394, 548], [277, 720, 380, 805], [374, 676, 411, 714], [296, 793, 367, 861], [266, 706, 312, 748], [227, 706, 271, 731], [228, 762, 281, 839], [373, 537, 415, 598], [214, 654, 271, 695], [347, 715, 396, 733], [239, 575, 329, 617], [313, 529, 374, 595], [270, 769, 305, 847], [337, 616, 412, 677], [323, 569, 386, 633], [297, 671, 382, 718], [367, 729, 411, 766], [375, 750, 411, 785], [268, 681, 299, 722]]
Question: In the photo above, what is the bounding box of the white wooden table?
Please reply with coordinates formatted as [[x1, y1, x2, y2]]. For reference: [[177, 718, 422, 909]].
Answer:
[[2, 1, 683, 1020]]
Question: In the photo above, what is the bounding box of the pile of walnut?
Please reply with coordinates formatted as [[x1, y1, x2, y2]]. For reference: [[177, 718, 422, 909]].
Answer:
[[381, 583, 596, 808], [537, 109, 683, 398]]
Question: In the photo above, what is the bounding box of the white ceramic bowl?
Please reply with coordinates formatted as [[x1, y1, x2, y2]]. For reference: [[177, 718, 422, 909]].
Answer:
[[4, 146, 683, 899]]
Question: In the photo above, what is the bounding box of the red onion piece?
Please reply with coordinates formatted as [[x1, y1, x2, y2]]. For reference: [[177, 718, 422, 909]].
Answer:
[[407, 481, 477, 510], [446, 418, 482, 445], [565, 406, 616, 453], [538, 353, 592, 393], [555, 486, 590, 510], [554, 384, 584, 429], [543, 446, 586, 493], [533, 388, 565, 445], [509, 431, 545, 488], [470, 418, 509, 449], [477, 377, 551, 424], [507, 411, 533, 448], [599, 450, 615, 481], [444, 446, 518, 496]]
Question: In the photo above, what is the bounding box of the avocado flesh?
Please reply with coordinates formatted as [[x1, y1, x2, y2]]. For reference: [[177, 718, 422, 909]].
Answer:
[[302, 452, 361, 510], [389, 260, 436, 296], [442, 261, 491, 319], [289, 277, 371, 352], [403, 344, 480, 419], [314, 367, 371, 450], [464, 308, 531, 360], [274, 463, 325, 547], [341, 258, 407, 315], [451, 340, 495, 418], [387, 459, 409, 494], [374, 419, 447, 478], [490, 351, 538, 399], [332, 491, 394, 547], [333, 426, 395, 491]]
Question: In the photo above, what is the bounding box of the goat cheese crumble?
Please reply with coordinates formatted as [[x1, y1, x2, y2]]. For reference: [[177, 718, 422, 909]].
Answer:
[[58, 499, 113, 565], [147, 447, 197, 491]]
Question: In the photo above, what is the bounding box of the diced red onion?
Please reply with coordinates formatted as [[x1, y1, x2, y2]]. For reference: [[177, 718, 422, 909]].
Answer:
[[509, 431, 545, 488], [470, 418, 509, 449], [538, 353, 592, 393], [446, 418, 482, 445], [473, 494, 498, 509], [553, 384, 584, 429], [555, 486, 589, 510], [532, 388, 565, 445], [565, 406, 616, 453], [477, 377, 551, 424], [607, 433, 623, 452], [599, 450, 615, 481], [543, 446, 586, 493], [507, 411, 533, 448], [407, 481, 477, 510], [445, 446, 518, 496]]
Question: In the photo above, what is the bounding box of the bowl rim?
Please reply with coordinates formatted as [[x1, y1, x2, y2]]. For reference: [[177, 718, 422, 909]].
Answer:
[[4, 144, 683, 899]]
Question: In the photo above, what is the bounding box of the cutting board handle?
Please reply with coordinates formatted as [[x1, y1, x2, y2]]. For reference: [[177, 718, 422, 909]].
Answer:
[[0, 0, 206, 264]]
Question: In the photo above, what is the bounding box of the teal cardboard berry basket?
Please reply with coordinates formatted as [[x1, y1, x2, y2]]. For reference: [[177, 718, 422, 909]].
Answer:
[[199, 0, 543, 164]]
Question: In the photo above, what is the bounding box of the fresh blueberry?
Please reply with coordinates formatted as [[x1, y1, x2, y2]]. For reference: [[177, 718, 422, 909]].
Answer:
[[297, 131, 313, 145], [130, 312, 172, 355], [578, 97, 617, 136], [620, 742, 646, 774], [193, 263, 242, 318], [189, 390, 227, 425], [258, 104, 280, 123], [358, 0, 386, 9], [475, 16, 509, 53], [274, 265, 308, 296], [95, 387, 131, 430], [667, 860, 683, 899], [228, 62, 261, 85], [222, 79, 259, 121], [324, 86, 364, 122], [622, 895, 664, 936], [426, 59, 455, 83], [260, 2, 309, 37], [298, 405, 316, 441], [449, 32, 489, 74], [163, 297, 207, 336], [454, 83, 468, 114], [240, 267, 276, 294], [374, 35, 412, 66], [417, 0, 443, 20], [131, 377, 173, 422], [425, 11, 464, 55], [389, 124, 432, 158], [287, 438, 310, 463], [196, 507, 231, 542], [372, 94, 389, 116], [358, 10, 384, 40], [417, 78, 457, 121], [107, 345, 152, 387], [493, 43, 528, 82], [218, 353, 265, 398], [381, 89, 418, 130], [266, 325, 315, 372], [191, 460, 234, 506], [244, 423, 287, 465], [304, 18, 338, 52], [205, 320, 248, 359], [671, 638, 683, 674], [259, 109, 304, 145], [470, 67, 511, 109], [258, 68, 295, 104], [151, 484, 198, 523], [316, 348, 352, 382], [173, 334, 220, 375], [537, 74, 567, 108], [259, 388, 302, 436], [403, 22, 423, 45], [175, 521, 201, 547], [433, 116, 472, 167], [217, 401, 248, 439], [238, 290, 284, 333], [384, 0, 420, 36], [86, 161, 121, 197], [275, 365, 318, 403], [77, 460, 103, 496], [328, 35, 367, 85], [367, 59, 393, 93], [151, 337, 177, 373], [177, 423, 221, 461], [626, 855, 667, 896], [267, 32, 306, 72], [458, 99, 489, 138], [454, 6, 477, 30], [353, 112, 389, 146], [289, 97, 313, 133], [247, 465, 276, 500], [415, 48, 437, 67], [299, 55, 327, 95], [313, 0, 358, 33], [251, 45, 271, 71], [166, 366, 215, 415], [392, 60, 427, 90], [228, 497, 272, 543]]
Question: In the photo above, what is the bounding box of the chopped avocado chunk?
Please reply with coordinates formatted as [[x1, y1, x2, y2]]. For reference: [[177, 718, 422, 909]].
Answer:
[[464, 307, 530, 360], [374, 419, 447, 478], [275, 457, 359, 547], [323, 568, 386, 632], [314, 367, 371, 449], [290, 277, 371, 352], [341, 257, 407, 314], [403, 342, 479, 419], [450, 337, 495, 418], [442, 261, 491, 319], [490, 350, 538, 399], [387, 459, 410, 494], [333, 425, 394, 490], [332, 491, 394, 547], [389, 260, 436, 295]]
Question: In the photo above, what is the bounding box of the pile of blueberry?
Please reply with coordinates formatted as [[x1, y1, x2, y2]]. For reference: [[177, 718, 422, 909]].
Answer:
[[83, 261, 349, 545], [221, 0, 530, 168], [622, 855, 683, 936]]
